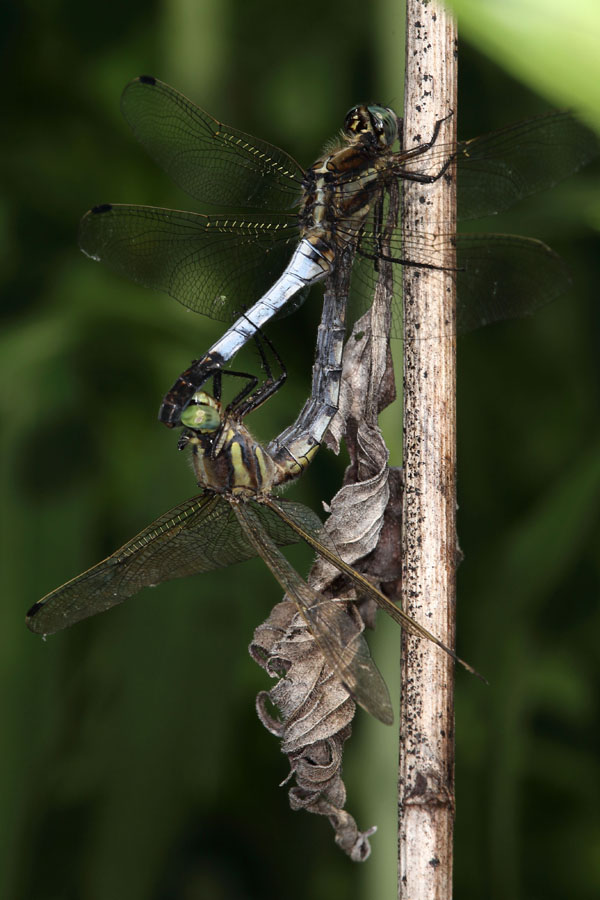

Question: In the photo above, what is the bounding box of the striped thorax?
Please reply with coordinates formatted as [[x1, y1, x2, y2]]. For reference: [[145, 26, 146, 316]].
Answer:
[[180, 390, 316, 496]]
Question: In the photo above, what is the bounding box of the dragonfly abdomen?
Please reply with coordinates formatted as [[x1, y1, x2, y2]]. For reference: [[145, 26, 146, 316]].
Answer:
[[159, 237, 334, 425]]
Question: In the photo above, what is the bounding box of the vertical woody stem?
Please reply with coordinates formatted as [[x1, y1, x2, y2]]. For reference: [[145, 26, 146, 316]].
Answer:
[[399, 2, 458, 898]]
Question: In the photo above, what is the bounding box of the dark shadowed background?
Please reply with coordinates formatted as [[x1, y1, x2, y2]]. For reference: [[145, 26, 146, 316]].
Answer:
[[1, 1, 599, 898]]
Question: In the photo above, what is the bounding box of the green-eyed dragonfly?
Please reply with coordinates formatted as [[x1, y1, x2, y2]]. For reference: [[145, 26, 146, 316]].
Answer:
[[78, 76, 598, 426], [26, 341, 480, 725]]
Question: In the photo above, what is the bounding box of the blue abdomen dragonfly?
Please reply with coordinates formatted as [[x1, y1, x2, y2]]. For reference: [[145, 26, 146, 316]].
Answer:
[[79, 76, 598, 425]]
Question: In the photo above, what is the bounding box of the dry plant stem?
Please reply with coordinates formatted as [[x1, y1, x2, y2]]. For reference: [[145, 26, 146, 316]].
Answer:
[[399, 2, 458, 899]]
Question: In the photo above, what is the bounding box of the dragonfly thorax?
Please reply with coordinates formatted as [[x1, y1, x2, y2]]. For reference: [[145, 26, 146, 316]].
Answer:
[[180, 386, 318, 495], [297, 104, 400, 257], [182, 405, 278, 497]]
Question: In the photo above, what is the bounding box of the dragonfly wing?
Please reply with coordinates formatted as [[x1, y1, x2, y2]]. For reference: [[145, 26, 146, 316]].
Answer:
[[454, 233, 571, 333], [27, 492, 304, 635], [235, 502, 393, 725], [392, 111, 598, 220], [340, 192, 403, 335], [454, 111, 599, 220], [121, 76, 304, 211], [348, 211, 572, 340], [242, 497, 326, 547], [262, 496, 484, 681], [79, 204, 301, 323]]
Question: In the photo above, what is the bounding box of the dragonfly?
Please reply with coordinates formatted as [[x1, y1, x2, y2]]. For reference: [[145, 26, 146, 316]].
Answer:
[[26, 339, 481, 725], [79, 75, 598, 426]]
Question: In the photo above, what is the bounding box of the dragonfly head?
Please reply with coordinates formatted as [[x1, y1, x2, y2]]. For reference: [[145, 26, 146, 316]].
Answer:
[[343, 104, 399, 149], [180, 391, 222, 432]]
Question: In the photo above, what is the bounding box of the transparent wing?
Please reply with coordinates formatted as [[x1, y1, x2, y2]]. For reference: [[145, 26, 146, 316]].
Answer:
[[263, 496, 484, 681], [393, 110, 598, 220], [347, 212, 572, 340], [26, 492, 304, 635], [80, 204, 570, 342], [242, 498, 323, 549], [79, 204, 302, 323], [121, 75, 304, 211], [235, 501, 393, 725], [454, 233, 571, 333]]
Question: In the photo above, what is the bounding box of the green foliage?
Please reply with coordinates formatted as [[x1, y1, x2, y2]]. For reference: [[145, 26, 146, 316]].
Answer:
[[1, 1, 599, 898], [447, 0, 600, 131]]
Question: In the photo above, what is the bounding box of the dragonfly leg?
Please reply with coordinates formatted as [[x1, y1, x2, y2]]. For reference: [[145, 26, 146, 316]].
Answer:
[[254, 328, 285, 383], [229, 330, 288, 418], [397, 152, 455, 184], [211, 369, 223, 402], [220, 369, 259, 411], [392, 112, 455, 184], [397, 110, 453, 160], [356, 247, 458, 273]]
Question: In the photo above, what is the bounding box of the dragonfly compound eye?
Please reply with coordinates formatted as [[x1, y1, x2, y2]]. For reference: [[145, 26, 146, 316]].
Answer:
[[367, 105, 399, 148], [180, 392, 222, 431], [343, 105, 371, 136]]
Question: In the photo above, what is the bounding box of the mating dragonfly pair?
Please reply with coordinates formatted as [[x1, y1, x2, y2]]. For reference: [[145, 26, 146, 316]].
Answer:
[[27, 76, 598, 723]]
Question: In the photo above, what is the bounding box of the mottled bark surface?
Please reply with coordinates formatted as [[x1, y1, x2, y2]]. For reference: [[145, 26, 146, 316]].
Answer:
[[399, 2, 458, 898]]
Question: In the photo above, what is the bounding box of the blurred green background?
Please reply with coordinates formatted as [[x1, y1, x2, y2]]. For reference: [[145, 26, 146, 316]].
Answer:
[[2, 1, 599, 898]]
